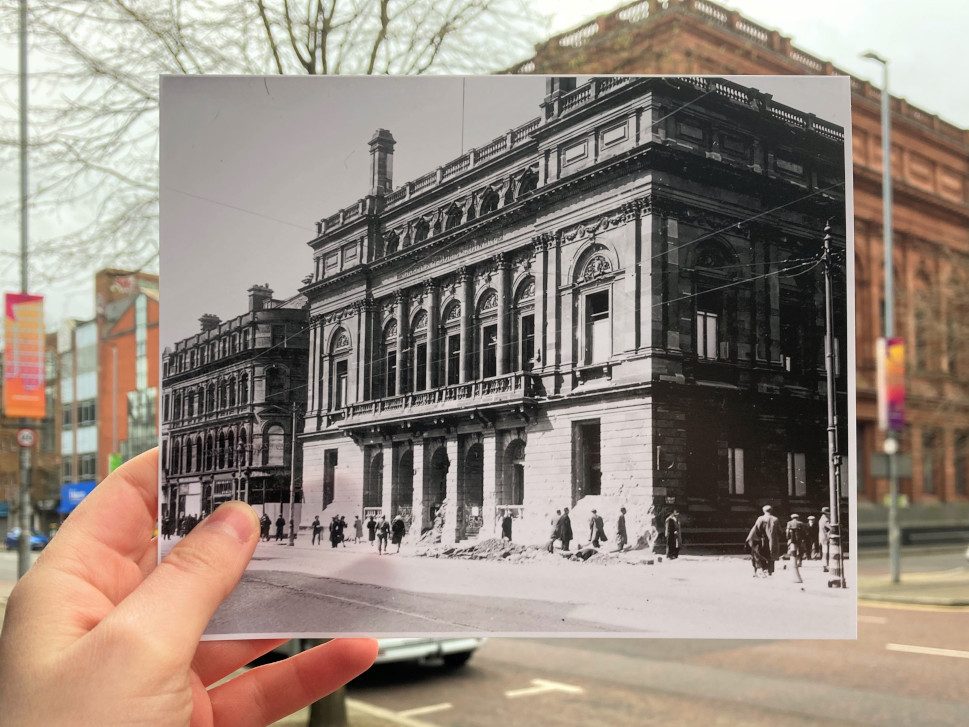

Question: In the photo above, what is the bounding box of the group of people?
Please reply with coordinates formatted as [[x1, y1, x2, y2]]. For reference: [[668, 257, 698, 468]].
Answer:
[[298, 513, 407, 555], [160, 513, 199, 540], [258, 513, 292, 542], [745, 504, 833, 578], [545, 506, 658, 555]]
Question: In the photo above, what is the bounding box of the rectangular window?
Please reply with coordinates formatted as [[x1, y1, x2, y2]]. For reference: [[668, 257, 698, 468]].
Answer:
[[79, 454, 97, 480], [728, 447, 745, 495], [956, 433, 969, 496], [696, 310, 719, 360], [385, 350, 397, 397], [323, 449, 338, 508], [415, 342, 428, 391], [520, 314, 535, 371], [922, 431, 939, 495], [271, 325, 285, 348], [572, 420, 602, 500], [585, 290, 610, 364], [62, 407, 73, 429], [482, 324, 498, 378], [787, 452, 807, 497], [62, 459, 73, 482], [333, 359, 348, 409], [446, 335, 460, 386]]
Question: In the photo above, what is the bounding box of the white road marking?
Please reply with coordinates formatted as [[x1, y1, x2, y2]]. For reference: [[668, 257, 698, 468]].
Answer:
[[886, 643, 969, 660], [398, 703, 454, 718], [347, 698, 439, 727], [858, 615, 888, 624], [505, 678, 585, 699]]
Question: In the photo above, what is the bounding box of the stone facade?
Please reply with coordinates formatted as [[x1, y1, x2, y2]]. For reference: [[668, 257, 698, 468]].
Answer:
[[513, 0, 969, 509], [160, 286, 308, 523], [298, 75, 848, 547]]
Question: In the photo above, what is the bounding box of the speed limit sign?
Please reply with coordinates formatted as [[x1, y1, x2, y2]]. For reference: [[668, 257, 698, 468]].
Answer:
[[17, 428, 34, 448]]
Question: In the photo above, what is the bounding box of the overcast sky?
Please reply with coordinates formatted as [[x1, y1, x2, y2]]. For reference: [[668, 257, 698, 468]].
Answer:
[[161, 74, 847, 344], [2, 0, 966, 333]]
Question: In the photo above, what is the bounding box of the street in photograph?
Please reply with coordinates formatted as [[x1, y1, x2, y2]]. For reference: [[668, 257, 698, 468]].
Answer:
[[159, 74, 854, 638]]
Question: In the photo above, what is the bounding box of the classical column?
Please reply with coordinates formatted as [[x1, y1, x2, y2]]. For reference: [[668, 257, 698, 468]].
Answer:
[[532, 236, 548, 370], [394, 292, 406, 394], [459, 267, 473, 383], [408, 438, 426, 542], [496, 254, 510, 375], [426, 281, 439, 389], [443, 434, 460, 544], [381, 441, 394, 517], [358, 298, 373, 401], [306, 320, 319, 413], [319, 353, 330, 412], [481, 430, 498, 538]]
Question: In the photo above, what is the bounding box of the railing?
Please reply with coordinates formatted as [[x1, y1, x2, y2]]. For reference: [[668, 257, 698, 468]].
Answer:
[[342, 372, 533, 425], [363, 506, 382, 521], [385, 187, 407, 205], [441, 155, 471, 179], [512, 117, 541, 143]]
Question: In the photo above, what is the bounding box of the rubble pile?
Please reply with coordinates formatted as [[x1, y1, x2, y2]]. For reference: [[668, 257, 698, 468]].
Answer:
[[414, 537, 561, 563]]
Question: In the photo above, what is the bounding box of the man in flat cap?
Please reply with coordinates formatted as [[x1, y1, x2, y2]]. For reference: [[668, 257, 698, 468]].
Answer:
[[786, 513, 808, 582]]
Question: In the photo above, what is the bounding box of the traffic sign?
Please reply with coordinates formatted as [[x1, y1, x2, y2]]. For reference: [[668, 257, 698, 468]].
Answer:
[[16, 428, 34, 448]]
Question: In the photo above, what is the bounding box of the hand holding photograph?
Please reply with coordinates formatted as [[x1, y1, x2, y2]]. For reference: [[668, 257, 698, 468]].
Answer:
[[159, 74, 855, 639]]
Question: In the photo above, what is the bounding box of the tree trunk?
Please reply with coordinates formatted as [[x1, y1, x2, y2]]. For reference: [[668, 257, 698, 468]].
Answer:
[[307, 687, 348, 727]]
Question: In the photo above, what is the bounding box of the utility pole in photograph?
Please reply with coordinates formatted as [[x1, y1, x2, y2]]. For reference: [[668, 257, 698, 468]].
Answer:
[[863, 50, 903, 584], [822, 221, 846, 589]]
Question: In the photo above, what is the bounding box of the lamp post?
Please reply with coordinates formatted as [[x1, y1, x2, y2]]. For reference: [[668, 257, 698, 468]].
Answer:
[[863, 50, 901, 584], [288, 401, 303, 546]]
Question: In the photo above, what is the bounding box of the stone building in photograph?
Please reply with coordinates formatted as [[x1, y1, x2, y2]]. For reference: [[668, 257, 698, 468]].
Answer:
[[513, 0, 969, 522], [160, 286, 308, 524], [298, 75, 848, 547]]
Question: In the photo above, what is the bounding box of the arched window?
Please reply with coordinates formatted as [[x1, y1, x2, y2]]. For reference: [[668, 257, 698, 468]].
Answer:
[[411, 310, 429, 392], [329, 328, 352, 409], [516, 167, 538, 197], [170, 439, 180, 474], [780, 252, 818, 375], [514, 276, 536, 371], [217, 431, 226, 469], [475, 290, 499, 378], [185, 437, 194, 472], [442, 301, 462, 385], [227, 430, 235, 468], [228, 376, 237, 407], [239, 374, 249, 405], [206, 383, 215, 412], [445, 202, 463, 230], [173, 392, 182, 420], [574, 246, 616, 365], [500, 439, 526, 507], [413, 218, 430, 244], [205, 433, 214, 470], [479, 188, 499, 216], [194, 437, 202, 473], [380, 320, 398, 398], [238, 429, 248, 467], [384, 231, 399, 256], [265, 425, 285, 466], [186, 391, 195, 418]]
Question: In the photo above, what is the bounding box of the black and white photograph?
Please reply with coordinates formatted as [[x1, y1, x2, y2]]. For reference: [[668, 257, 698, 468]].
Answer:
[[159, 74, 855, 639]]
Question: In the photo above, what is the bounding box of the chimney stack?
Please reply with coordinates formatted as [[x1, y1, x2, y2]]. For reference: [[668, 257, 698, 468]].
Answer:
[[248, 283, 274, 312], [369, 128, 396, 195], [199, 313, 221, 332]]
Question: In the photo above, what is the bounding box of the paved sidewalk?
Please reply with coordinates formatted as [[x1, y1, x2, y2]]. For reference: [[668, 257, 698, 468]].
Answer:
[[859, 568, 969, 606]]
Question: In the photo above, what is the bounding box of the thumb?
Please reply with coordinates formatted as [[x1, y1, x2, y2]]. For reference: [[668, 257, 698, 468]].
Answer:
[[101, 502, 259, 659]]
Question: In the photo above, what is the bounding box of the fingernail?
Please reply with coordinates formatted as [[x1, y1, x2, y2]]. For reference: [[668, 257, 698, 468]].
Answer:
[[205, 502, 256, 543]]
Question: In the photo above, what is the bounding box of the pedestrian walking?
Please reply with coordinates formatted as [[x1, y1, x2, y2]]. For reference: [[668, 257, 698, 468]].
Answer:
[[547, 510, 562, 553], [746, 505, 782, 576], [558, 507, 573, 552], [329, 516, 340, 548], [664, 509, 681, 560], [806, 515, 820, 559], [259, 513, 271, 542], [366, 515, 376, 546], [786, 513, 808, 582], [353, 515, 363, 543], [339, 516, 348, 547], [391, 514, 406, 553], [311, 516, 323, 546], [501, 510, 513, 542], [616, 507, 628, 552], [274, 515, 286, 542], [818, 507, 832, 571], [376, 516, 390, 554], [589, 509, 607, 548]]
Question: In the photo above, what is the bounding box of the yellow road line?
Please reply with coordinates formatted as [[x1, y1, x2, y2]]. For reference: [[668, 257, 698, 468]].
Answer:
[[886, 643, 969, 660], [398, 703, 454, 719]]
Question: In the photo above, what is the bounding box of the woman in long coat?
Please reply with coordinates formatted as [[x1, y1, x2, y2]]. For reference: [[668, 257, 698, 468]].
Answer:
[[391, 514, 406, 553]]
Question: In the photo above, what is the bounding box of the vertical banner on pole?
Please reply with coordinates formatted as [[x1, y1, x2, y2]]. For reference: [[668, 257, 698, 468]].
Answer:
[[3, 293, 46, 419], [876, 336, 906, 433]]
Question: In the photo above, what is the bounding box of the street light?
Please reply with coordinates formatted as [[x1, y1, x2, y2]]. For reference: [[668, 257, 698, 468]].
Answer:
[[862, 50, 902, 585]]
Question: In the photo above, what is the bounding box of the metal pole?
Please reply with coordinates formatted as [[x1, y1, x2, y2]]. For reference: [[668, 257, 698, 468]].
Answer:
[[16, 0, 32, 580], [823, 222, 846, 588], [865, 51, 900, 584], [112, 345, 119, 458], [288, 402, 297, 546]]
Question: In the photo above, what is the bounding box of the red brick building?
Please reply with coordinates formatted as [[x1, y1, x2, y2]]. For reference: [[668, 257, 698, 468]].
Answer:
[[513, 0, 969, 513]]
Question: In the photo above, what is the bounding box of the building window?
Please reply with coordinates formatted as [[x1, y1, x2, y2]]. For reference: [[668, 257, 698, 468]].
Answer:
[[584, 290, 611, 365], [323, 449, 338, 508], [696, 310, 719, 360], [271, 325, 285, 348], [62, 406, 73, 429], [78, 454, 96, 480], [514, 277, 536, 371], [956, 433, 969, 496], [381, 319, 398, 398], [265, 425, 285, 466], [442, 302, 461, 386], [476, 290, 499, 378], [572, 420, 602, 500], [728, 447, 745, 495], [922, 430, 941, 496], [239, 374, 249, 405], [265, 366, 285, 403], [411, 311, 428, 392], [332, 359, 348, 409], [787, 452, 807, 497]]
